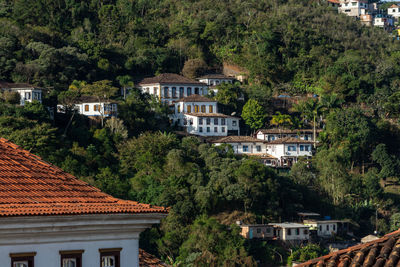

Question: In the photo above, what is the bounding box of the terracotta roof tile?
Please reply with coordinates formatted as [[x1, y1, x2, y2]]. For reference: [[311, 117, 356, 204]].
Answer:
[[0, 138, 168, 216], [297, 229, 400, 267], [139, 249, 170, 267], [267, 137, 315, 144], [184, 112, 238, 118], [138, 73, 205, 85], [211, 136, 266, 143], [176, 94, 216, 102]]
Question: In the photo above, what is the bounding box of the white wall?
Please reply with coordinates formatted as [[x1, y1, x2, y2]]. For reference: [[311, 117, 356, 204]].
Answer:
[[183, 115, 240, 136], [388, 7, 400, 18], [0, 213, 165, 267], [15, 89, 42, 105], [214, 142, 267, 154], [198, 78, 234, 86], [1, 239, 138, 267], [282, 227, 309, 241], [75, 102, 118, 117]]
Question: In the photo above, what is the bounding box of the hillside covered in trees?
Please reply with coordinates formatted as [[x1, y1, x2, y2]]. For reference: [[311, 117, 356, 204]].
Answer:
[[2, 0, 400, 265]]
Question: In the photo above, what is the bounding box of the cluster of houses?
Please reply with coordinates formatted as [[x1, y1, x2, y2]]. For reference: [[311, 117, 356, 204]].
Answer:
[[329, 0, 400, 32], [238, 212, 350, 246]]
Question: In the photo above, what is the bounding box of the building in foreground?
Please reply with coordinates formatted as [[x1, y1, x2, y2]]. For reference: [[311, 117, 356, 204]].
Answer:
[[297, 229, 400, 266], [0, 138, 168, 267], [0, 81, 42, 106], [138, 73, 208, 105]]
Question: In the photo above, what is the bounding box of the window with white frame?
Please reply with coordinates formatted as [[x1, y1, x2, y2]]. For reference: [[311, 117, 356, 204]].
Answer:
[[99, 248, 121, 267], [60, 250, 83, 267], [243, 145, 249, 152], [287, 146, 296, 151]]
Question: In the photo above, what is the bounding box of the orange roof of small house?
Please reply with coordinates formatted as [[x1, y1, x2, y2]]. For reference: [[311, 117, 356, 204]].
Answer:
[[297, 229, 400, 266], [0, 138, 168, 217], [390, 4, 399, 8]]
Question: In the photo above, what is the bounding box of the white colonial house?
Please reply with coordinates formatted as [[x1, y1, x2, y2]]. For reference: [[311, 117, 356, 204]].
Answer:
[[171, 95, 240, 136], [0, 82, 42, 105], [338, 0, 368, 17], [388, 4, 400, 20], [303, 220, 350, 238], [197, 74, 235, 94], [269, 223, 310, 243], [137, 73, 208, 105], [255, 129, 316, 142], [57, 96, 118, 118], [0, 137, 168, 267], [266, 137, 314, 167]]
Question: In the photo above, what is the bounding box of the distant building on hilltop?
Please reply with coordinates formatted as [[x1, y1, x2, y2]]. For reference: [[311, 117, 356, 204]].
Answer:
[[0, 81, 42, 106], [137, 73, 208, 105]]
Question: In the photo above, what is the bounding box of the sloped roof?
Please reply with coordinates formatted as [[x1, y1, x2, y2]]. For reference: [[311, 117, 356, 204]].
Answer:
[[0, 138, 168, 217], [138, 73, 205, 85], [211, 136, 266, 143], [0, 81, 40, 89], [267, 137, 314, 144], [184, 112, 238, 118], [390, 4, 399, 8], [297, 229, 400, 267], [197, 74, 234, 79], [74, 95, 118, 104], [177, 94, 216, 102], [256, 128, 315, 135], [139, 249, 170, 267]]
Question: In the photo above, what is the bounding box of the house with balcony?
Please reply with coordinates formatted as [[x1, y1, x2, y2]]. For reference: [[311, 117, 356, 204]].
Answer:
[[0, 137, 168, 267], [266, 137, 314, 167], [57, 96, 118, 118], [137, 73, 208, 105], [0, 81, 42, 106], [171, 95, 240, 136]]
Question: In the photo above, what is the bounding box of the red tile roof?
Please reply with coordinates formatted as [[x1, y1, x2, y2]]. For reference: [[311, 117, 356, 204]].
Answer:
[[297, 229, 400, 267], [184, 112, 238, 118], [177, 94, 216, 102], [139, 249, 170, 267], [0, 138, 168, 216], [138, 73, 205, 85]]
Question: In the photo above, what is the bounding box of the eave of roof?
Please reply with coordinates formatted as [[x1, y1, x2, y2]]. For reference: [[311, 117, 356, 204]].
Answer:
[[210, 136, 266, 143], [138, 73, 206, 86], [0, 138, 168, 217], [184, 112, 239, 118], [176, 95, 216, 102], [267, 137, 315, 144]]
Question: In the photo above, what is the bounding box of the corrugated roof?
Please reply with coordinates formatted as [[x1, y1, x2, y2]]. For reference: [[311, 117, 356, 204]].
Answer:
[[138, 73, 205, 85], [297, 229, 400, 267], [0, 138, 168, 217]]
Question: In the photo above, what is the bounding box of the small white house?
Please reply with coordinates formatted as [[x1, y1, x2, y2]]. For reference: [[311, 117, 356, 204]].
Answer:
[[197, 74, 235, 94], [138, 73, 208, 105], [57, 96, 118, 118], [255, 129, 316, 142], [0, 137, 168, 267], [266, 137, 314, 167], [388, 4, 400, 20], [338, 0, 368, 17], [303, 220, 350, 238], [0, 82, 42, 105], [269, 223, 310, 242]]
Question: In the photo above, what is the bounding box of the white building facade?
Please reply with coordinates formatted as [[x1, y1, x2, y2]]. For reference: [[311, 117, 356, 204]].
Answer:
[[0, 82, 42, 105], [171, 95, 240, 136], [138, 73, 208, 105], [266, 138, 314, 167], [57, 96, 118, 118], [256, 129, 316, 142], [338, 0, 368, 17], [269, 223, 310, 242], [388, 4, 400, 20]]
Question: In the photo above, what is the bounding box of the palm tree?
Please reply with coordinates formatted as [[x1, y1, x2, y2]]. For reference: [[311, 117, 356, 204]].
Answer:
[[270, 112, 293, 137], [320, 94, 343, 115], [293, 99, 322, 148], [117, 75, 134, 100]]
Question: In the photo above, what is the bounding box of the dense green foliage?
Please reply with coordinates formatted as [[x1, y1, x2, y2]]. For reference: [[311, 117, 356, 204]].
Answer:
[[2, 0, 400, 265]]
